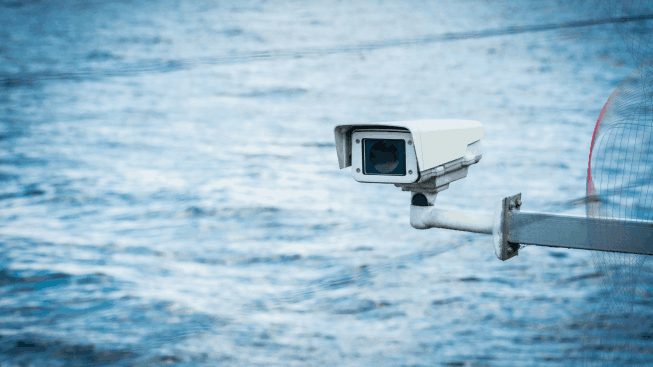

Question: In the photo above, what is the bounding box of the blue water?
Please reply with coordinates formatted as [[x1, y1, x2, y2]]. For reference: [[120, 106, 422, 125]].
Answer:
[[0, 0, 649, 365]]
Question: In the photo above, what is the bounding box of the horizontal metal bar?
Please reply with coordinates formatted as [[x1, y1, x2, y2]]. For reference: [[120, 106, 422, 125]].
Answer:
[[508, 211, 653, 255], [410, 205, 493, 234]]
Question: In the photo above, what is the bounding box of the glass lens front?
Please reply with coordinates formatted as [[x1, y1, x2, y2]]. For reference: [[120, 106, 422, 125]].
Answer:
[[363, 139, 406, 175]]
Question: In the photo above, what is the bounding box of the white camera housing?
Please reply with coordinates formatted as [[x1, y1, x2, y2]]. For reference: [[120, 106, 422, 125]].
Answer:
[[334, 119, 484, 188]]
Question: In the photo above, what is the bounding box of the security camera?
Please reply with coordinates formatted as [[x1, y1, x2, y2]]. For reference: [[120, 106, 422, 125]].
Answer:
[[334, 119, 484, 205], [333, 118, 653, 262]]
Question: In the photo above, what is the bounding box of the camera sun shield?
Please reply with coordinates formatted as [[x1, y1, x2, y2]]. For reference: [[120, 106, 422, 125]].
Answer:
[[351, 130, 418, 184]]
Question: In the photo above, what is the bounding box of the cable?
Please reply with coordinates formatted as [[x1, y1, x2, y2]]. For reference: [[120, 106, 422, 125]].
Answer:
[[2, 13, 652, 86]]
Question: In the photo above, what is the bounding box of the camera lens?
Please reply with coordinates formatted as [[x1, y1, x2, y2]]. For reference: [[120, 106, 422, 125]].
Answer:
[[363, 139, 406, 175], [370, 141, 399, 173]]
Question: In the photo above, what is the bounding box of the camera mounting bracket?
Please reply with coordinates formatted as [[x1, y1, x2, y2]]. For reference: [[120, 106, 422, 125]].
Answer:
[[395, 152, 482, 206]]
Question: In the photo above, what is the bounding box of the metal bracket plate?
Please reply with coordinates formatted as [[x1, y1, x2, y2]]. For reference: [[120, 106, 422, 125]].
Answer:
[[494, 193, 521, 261]]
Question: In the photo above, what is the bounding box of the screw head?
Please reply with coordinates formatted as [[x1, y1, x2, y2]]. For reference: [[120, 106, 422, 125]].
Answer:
[[408, 170, 413, 174], [408, 140, 412, 145], [355, 139, 360, 144], [356, 168, 360, 173]]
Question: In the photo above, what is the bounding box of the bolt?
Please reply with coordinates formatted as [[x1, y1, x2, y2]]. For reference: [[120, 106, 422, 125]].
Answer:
[[408, 140, 412, 145], [408, 170, 413, 174], [355, 139, 360, 144], [356, 168, 360, 173]]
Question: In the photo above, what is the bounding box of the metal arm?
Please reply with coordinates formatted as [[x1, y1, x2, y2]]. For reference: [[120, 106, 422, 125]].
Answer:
[[508, 210, 653, 255], [410, 206, 493, 234], [410, 193, 653, 260]]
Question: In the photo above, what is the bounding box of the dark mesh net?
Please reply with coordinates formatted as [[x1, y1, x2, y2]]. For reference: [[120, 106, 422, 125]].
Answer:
[[583, 54, 653, 364], [579, 2, 653, 362]]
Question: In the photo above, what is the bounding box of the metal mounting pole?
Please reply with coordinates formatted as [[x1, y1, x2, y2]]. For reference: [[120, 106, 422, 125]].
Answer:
[[409, 193, 653, 260], [507, 210, 653, 255]]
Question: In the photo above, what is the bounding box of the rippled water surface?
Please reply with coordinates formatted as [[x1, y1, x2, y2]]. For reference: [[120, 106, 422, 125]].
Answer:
[[0, 0, 648, 365]]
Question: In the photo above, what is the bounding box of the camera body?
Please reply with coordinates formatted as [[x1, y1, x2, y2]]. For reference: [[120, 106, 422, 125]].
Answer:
[[334, 120, 484, 193]]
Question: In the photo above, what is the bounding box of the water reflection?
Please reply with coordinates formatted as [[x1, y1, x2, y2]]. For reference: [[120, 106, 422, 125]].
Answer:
[[0, 0, 648, 365]]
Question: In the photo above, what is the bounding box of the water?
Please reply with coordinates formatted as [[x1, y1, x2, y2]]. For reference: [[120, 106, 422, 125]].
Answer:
[[0, 0, 648, 365]]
